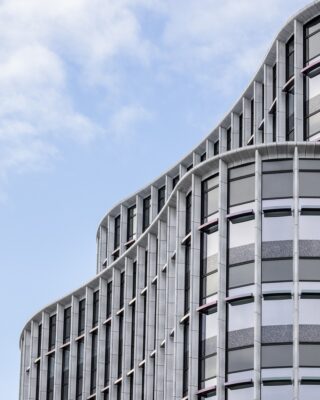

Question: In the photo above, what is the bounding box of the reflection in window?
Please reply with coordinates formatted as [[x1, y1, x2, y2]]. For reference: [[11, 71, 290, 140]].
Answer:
[[202, 175, 219, 223], [300, 258, 320, 281], [186, 192, 192, 235], [47, 354, 55, 400], [300, 344, 320, 367], [199, 312, 217, 389], [201, 231, 219, 304], [127, 205, 137, 242], [262, 259, 293, 283], [158, 186, 166, 212], [227, 385, 254, 400], [286, 86, 294, 141], [142, 196, 151, 232], [286, 36, 294, 81], [300, 384, 320, 400], [262, 296, 293, 326], [261, 344, 293, 368], [262, 384, 292, 400], [305, 17, 320, 65], [227, 346, 254, 373], [228, 300, 254, 332], [300, 298, 320, 324], [229, 215, 255, 250], [228, 262, 254, 291], [114, 215, 121, 250], [262, 160, 293, 200], [229, 164, 255, 207], [300, 160, 320, 196]]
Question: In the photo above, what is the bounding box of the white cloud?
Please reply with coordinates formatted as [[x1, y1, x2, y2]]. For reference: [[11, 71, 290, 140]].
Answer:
[[0, 0, 153, 185]]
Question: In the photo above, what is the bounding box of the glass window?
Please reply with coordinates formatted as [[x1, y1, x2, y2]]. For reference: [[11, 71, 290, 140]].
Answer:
[[90, 331, 98, 394], [186, 192, 192, 235], [300, 258, 320, 281], [300, 173, 320, 197], [120, 271, 125, 309], [37, 324, 42, 358], [300, 298, 320, 324], [202, 175, 219, 222], [273, 64, 277, 100], [78, 299, 86, 336], [182, 321, 189, 396], [300, 385, 320, 400], [172, 175, 179, 189], [127, 205, 137, 242], [261, 344, 293, 368], [229, 176, 255, 207], [92, 290, 99, 328], [227, 127, 231, 151], [228, 346, 254, 373], [48, 314, 56, 351], [201, 231, 219, 304], [114, 215, 120, 250], [262, 259, 293, 283], [130, 304, 135, 370], [286, 86, 294, 141], [63, 307, 71, 343], [46, 354, 55, 400], [76, 340, 84, 399], [228, 300, 254, 332], [106, 281, 112, 319], [306, 25, 320, 64], [214, 141, 219, 155], [143, 196, 151, 232], [262, 297, 293, 326], [262, 212, 293, 242], [300, 214, 320, 240], [286, 36, 294, 81], [239, 114, 243, 148], [118, 314, 123, 377], [229, 216, 255, 250], [227, 386, 254, 400], [262, 385, 292, 400], [158, 186, 166, 212], [300, 344, 320, 367], [104, 324, 111, 386], [262, 161, 293, 200], [228, 262, 254, 290], [185, 243, 190, 314]]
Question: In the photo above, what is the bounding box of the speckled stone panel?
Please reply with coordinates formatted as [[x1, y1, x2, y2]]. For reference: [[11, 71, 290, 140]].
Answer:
[[299, 240, 320, 258], [262, 240, 293, 259], [229, 244, 254, 265], [299, 324, 320, 342], [228, 328, 254, 349], [262, 325, 293, 344]]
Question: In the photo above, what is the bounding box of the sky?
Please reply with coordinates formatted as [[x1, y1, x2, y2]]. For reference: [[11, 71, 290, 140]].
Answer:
[[0, 0, 312, 397]]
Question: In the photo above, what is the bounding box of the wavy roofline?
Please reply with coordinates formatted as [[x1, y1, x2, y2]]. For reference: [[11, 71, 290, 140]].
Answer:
[[95, 0, 320, 237]]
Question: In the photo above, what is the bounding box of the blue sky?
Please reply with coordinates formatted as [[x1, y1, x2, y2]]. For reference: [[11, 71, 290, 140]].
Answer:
[[0, 0, 310, 397]]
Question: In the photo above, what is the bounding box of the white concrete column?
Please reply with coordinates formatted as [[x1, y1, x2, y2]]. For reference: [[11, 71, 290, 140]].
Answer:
[[243, 97, 252, 145], [188, 174, 201, 398], [133, 246, 147, 399], [164, 205, 177, 399], [193, 152, 201, 167], [217, 159, 227, 400], [219, 127, 227, 154], [97, 226, 108, 273], [83, 287, 93, 399], [166, 175, 173, 199], [294, 20, 304, 142], [254, 81, 263, 144], [109, 267, 121, 400], [173, 190, 186, 400], [107, 216, 115, 266], [231, 112, 240, 150], [293, 147, 300, 400], [122, 257, 134, 400], [254, 150, 262, 400], [276, 40, 286, 142], [150, 186, 158, 222], [264, 64, 273, 143], [206, 139, 214, 158], [39, 312, 49, 400], [97, 278, 108, 398], [120, 204, 128, 253], [145, 233, 157, 399], [28, 321, 39, 400], [155, 220, 167, 400], [69, 296, 79, 399], [53, 304, 63, 400]]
